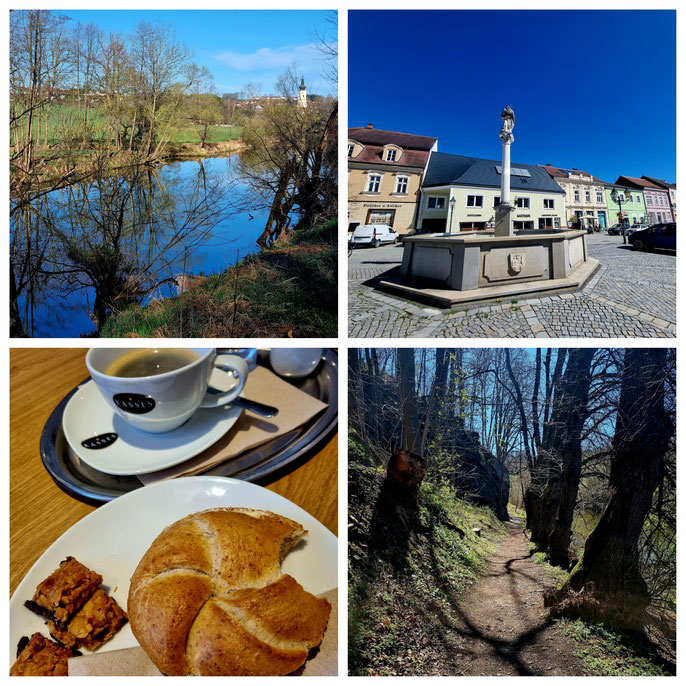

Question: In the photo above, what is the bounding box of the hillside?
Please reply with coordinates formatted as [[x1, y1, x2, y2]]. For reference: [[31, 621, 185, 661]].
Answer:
[[348, 437, 674, 676], [348, 436, 508, 675]]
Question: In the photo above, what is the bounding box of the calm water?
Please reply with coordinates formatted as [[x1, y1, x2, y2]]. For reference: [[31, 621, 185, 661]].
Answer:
[[11, 156, 268, 337]]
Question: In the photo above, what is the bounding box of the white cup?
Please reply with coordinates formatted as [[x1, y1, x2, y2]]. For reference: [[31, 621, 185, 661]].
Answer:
[[85, 348, 248, 433]]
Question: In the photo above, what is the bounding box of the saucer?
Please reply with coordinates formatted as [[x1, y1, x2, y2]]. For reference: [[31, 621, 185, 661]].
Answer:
[[62, 370, 242, 476]]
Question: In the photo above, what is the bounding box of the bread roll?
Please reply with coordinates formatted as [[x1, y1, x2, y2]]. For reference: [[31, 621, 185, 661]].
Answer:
[[127, 508, 331, 675]]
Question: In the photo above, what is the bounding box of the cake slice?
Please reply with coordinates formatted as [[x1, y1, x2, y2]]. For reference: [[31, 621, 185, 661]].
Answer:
[[47, 589, 128, 650], [25, 557, 103, 624], [10, 632, 81, 676]]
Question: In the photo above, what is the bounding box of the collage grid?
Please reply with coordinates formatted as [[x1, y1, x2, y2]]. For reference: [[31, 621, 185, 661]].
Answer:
[[5, 1, 681, 679]]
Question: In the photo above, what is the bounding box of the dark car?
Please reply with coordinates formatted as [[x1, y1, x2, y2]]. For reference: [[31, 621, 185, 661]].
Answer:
[[628, 222, 676, 251], [607, 223, 631, 236]]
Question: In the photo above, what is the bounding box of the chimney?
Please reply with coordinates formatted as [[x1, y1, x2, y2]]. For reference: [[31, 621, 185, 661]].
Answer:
[[366, 123, 373, 129], [546, 163, 551, 166]]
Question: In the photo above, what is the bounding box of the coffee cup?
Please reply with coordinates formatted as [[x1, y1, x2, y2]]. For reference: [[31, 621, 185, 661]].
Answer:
[[85, 348, 249, 433]]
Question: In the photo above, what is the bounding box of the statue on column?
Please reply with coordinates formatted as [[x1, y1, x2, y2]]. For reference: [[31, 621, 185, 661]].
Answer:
[[499, 105, 515, 143]]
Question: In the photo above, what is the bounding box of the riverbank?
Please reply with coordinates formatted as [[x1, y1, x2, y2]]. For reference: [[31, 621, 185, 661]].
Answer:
[[100, 221, 337, 338], [162, 139, 246, 159], [11, 134, 245, 194]]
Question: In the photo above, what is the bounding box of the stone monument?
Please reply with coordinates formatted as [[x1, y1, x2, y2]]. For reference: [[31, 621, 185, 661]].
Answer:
[[494, 106, 515, 238], [379, 106, 599, 308]]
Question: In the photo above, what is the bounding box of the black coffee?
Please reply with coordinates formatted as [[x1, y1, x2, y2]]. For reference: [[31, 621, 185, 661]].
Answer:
[[105, 349, 200, 377]]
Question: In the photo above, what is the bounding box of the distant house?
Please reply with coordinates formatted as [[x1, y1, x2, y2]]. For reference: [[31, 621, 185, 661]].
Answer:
[[540, 165, 608, 230], [419, 152, 566, 232], [605, 183, 647, 226], [348, 125, 437, 234], [616, 176, 674, 224], [641, 176, 677, 220]]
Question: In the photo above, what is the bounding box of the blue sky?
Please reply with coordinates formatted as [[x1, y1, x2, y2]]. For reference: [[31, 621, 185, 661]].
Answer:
[[349, 10, 676, 183], [63, 9, 336, 96]]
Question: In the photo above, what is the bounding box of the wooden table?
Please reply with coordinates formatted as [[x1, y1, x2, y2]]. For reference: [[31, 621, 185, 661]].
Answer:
[[10, 348, 338, 597]]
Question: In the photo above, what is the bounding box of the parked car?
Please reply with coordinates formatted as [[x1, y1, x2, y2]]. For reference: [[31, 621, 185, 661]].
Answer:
[[628, 222, 676, 251], [630, 223, 648, 231], [350, 224, 399, 247], [607, 223, 631, 236]]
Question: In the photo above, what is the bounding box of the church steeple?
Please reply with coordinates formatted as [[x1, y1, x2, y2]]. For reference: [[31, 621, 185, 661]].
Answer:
[[297, 78, 307, 109]]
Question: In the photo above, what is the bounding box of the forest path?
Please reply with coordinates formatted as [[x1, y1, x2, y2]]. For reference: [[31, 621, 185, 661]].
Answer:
[[441, 515, 585, 676]]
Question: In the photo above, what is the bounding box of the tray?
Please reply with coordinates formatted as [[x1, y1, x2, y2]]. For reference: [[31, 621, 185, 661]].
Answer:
[[39, 349, 338, 502]]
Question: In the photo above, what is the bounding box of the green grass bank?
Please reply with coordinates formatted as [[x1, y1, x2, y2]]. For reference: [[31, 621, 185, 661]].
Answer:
[[100, 221, 337, 338]]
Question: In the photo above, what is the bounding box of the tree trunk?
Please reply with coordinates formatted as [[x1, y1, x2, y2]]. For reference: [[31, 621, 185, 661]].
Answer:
[[526, 349, 567, 544], [398, 348, 420, 456], [545, 348, 596, 566], [556, 348, 673, 628]]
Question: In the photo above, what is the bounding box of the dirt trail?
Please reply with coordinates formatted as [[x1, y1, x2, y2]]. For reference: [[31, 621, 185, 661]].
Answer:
[[440, 517, 585, 676]]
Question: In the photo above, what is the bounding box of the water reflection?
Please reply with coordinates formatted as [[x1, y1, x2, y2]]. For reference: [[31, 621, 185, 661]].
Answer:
[[11, 156, 266, 337]]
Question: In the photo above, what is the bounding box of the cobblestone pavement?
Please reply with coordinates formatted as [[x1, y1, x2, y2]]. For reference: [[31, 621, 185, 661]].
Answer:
[[348, 234, 676, 338]]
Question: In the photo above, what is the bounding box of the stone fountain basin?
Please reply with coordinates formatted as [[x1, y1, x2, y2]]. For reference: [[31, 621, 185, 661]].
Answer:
[[400, 228, 589, 290]]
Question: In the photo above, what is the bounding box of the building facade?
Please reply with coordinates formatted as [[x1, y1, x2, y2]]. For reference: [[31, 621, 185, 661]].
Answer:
[[419, 153, 566, 232], [617, 176, 674, 224], [642, 176, 677, 220], [348, 126, 437, 234], [604, 183, 647, 226], [540, 165, 608, 230]]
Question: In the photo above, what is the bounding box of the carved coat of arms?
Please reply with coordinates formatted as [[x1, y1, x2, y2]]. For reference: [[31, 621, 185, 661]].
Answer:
[[508, 252, 525, 274]]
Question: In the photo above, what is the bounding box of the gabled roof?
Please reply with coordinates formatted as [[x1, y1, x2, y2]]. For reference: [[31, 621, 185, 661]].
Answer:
[[641, 175, 676, 190], [348, 127, 437, 151], [616, 175, 662, 190], [350, 144, 432, 169], [424, 152, 565, 193], [540, 164, 606, 184]]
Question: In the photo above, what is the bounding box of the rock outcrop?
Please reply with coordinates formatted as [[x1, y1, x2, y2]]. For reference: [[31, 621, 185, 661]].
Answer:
[[447, 426, 510, 521]]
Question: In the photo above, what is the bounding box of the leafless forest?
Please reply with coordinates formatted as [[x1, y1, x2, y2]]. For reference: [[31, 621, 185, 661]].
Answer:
[[349, 348, 675, 675]]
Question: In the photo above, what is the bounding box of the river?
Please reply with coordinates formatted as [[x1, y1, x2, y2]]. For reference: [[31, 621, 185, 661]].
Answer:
[[11, 155, 269, 338]]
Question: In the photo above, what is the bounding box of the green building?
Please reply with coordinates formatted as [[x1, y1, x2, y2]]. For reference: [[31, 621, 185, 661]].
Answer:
[[605, 183, 647, 226]]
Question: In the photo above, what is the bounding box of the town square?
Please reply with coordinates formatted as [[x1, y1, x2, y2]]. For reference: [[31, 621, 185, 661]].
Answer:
[[348, 10, 675, 338]]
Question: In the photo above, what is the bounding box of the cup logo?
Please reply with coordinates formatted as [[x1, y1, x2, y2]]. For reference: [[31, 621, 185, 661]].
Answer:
[[81, 432, 118, 450], [113, 393, 156, 414]]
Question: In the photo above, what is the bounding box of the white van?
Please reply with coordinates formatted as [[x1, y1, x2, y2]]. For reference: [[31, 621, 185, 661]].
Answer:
[[350, 224, 399, 247]]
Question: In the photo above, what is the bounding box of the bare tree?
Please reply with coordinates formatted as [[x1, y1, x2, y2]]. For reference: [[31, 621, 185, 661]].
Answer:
[[550, 348, 674, 628]]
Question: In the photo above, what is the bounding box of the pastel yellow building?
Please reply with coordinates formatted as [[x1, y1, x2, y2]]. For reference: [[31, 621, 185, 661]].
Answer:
[[541, 165, 608, 230], [419, 153, 566, 232], [348, 126, 437, 234]]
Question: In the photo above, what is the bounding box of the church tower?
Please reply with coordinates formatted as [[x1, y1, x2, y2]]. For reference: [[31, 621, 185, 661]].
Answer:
[[297, 77, 307, 109]]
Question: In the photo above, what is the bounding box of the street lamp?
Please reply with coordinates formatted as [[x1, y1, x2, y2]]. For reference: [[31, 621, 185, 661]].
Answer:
[[610, 187, 631, 244], [448, 196, 456, 235]]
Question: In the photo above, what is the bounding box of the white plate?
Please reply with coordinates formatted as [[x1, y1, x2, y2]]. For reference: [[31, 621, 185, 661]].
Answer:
[[62, 372, 242, 475], [9, 476, 337, 664]]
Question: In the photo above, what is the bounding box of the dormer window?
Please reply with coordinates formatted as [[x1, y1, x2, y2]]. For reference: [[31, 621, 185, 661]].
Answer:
[[348, 144, 354, 157], [385, 149, 397, 161]]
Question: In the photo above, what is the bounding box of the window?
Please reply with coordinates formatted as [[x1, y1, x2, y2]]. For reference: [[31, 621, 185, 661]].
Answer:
[[657, 212, 662, 222], [574, 189, 580, 202], [394, 176, 409, 194], [585, 190, 591, 202], [427, 196, 446, 210], [367, 209, 395, 226], [385, 149, 397, 161], [466, 195, 484, 208], [515, 197, 530, 209], [554, 217, 561, 229], [596, 192, 603, 203], [539, 217, 554, 229], [365, 174, 382, 193], [494, 196, 501, 207], [347, 144, 354, 157], [543, 198, 555, 209]]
